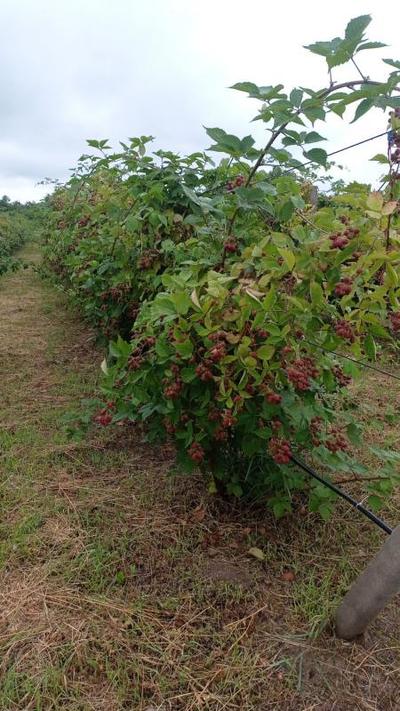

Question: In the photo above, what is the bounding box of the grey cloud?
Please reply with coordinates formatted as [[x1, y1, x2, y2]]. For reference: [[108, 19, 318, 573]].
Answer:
[[0, 0, 398, 201]]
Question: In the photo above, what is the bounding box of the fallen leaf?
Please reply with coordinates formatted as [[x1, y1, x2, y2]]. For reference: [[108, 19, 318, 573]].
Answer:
[[248, 546, 265, 561]]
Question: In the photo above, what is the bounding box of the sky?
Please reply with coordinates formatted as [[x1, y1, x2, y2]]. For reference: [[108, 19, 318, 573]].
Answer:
[[1, 0, 400, 202]]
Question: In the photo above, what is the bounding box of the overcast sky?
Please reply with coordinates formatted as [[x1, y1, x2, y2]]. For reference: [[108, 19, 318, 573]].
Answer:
[[1, 0, 399, 202]]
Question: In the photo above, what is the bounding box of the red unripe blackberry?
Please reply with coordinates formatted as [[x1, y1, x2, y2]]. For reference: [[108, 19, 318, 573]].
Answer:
[[334, 319, 355, 342], [188, 442, 205, 463], [266, 392, 282, 405], [334, 277, 353, 297], [390, 312, 400, 332], [269, 437, 292, 465], [223, 238, 238, 254]]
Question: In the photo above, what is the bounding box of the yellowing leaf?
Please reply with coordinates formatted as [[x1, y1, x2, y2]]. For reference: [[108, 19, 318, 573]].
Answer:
[[248, 547, 265, 561], [278, 248, 296, 271], [100, 358, 108, 375], [191, 288, 201, 309], [382, 201, 398, 216], [366, 191, 383, 212]]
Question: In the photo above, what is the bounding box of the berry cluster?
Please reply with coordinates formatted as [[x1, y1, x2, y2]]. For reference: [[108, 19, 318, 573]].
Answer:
[[329, 226, 359, 250], [163, 366, 182, 398], [269, 437, 292, 465], [221, 410, 237, 428], [389, 312, 400, 332], [128, 335, 156, 370], [226, 174, 245, 191], [138, 249, 159, 270], [271, 418, 282, 431], [334, 319, 355, 342], [208, 407, 220, 422], [196, 362, 214, 382], [326, 426, 348, 453], [281, 274, 297, 295], [223, 237, 239, 254], [266, 391, 282, 405], [77, 215, 90, 228], [128, 355, 143, 370], [334, 277, 353, 297], [310, 416, 323, 446], [164, 418, 176, 435], [188, 441, 205, 463], [286, 357, 318, 391], [209, 330, 227, 342], [333, 366, 351, 388], [100, 283, 131, 304], [214, 425, 228, 441], [209, 341, 226, 362], [93, 401, 114, 427]]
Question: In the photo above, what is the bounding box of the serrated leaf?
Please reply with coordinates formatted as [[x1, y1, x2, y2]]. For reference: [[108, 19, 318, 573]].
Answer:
[[383, 58, 400, 70], [357, 41, 387, 52], [345, 15, 371, 41]]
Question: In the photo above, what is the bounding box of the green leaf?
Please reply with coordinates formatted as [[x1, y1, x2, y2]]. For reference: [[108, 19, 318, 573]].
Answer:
[[278, 201, 295, 222], [290, 88, 303, 107], [369, 446, 400, 463], [175, 339, 194, 358], [230, 82, 260, 97], [357, 41, 387, 52], [310, 281, 324, 306], [351, 98, 373, 122], [370, 153, 389, 164], [345, 15, 371, 42], [364, 334, 376, 360], [171, 291, 191, 315], [304, 131, 326, 143], [256, 344, 275, 361], [303, 106, 326, 124], [304, 148, 328, 167], [383, 58, 400, 70], [204, 126, 228, 143], [278, 248, 295, 271]]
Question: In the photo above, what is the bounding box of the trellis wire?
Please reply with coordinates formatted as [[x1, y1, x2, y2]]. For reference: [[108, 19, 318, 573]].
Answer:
[[290, 453, 393, 535]]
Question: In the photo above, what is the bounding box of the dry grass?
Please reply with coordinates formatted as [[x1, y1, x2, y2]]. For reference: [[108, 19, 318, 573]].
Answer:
[[0, 244, 400, 709]]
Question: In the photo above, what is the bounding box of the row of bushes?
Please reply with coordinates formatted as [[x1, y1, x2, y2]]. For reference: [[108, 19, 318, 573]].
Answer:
[[43, 16, 400, 518], [0, 197, 44, 275]]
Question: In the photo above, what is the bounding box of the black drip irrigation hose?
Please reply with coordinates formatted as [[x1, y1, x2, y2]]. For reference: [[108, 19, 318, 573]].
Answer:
[[290, 453, 393, 535]]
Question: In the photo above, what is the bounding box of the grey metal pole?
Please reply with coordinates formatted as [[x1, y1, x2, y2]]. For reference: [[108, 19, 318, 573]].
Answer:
[[336, 525, 400, 640]]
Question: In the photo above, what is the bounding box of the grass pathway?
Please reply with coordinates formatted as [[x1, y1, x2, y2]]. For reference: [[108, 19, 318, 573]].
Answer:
[[0, 244, 400, 710]]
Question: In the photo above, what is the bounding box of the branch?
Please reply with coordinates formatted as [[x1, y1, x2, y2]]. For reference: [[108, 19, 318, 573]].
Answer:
[[227, 77, 399, 234]]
